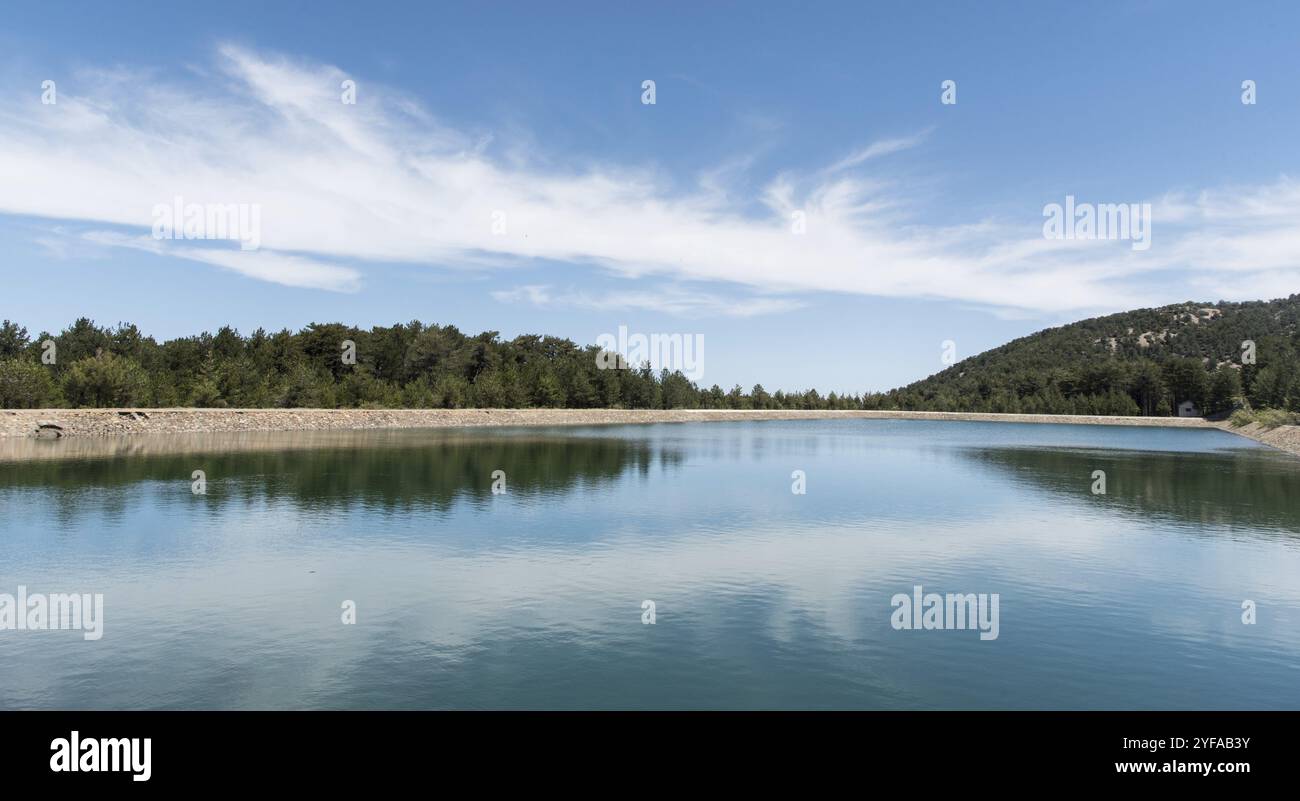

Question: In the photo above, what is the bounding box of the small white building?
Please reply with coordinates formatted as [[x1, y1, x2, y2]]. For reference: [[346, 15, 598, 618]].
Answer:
[[1177, 400, 1201, 418]]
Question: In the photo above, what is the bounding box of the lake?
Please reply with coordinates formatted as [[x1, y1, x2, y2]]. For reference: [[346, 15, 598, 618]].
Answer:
[[2, 419, 1298, 709]]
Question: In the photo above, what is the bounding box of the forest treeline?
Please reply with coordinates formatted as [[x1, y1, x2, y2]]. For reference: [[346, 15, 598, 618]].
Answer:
[[0, 297, 1297, 416], [893, 297, 1300, 418]]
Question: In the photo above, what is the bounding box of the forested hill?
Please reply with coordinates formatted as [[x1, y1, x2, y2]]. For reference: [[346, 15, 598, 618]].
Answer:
[[1, 297, 1297, 416], [887, 297, 1300, 416]]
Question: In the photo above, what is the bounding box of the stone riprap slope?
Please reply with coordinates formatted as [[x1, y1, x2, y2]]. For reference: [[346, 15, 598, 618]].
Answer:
[[3, 407, 1216, 439]]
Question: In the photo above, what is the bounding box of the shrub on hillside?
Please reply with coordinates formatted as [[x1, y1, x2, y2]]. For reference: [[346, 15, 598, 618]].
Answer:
[[1229, 409, 1255, 428], [0, 359, 58, 408], [1255, 409, 1298, 429], [60, 353, 151, 408]]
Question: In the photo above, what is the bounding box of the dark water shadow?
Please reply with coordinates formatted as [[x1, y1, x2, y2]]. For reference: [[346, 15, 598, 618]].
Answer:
[[957, 444, 1300, 536]]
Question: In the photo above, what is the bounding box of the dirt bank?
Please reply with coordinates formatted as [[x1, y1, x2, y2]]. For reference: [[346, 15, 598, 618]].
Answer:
[[2, 406, 1216, 439], [1213, 421, 1300, 458], [4, 407, 1293, 462]]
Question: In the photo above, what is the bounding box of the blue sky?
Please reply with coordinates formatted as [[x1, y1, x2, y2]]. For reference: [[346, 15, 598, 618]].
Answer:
[[2, 1, 1299, 392]]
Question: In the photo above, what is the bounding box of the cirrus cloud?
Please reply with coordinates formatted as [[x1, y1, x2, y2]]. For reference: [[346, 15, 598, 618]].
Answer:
[[1, 45, 1298, 315]]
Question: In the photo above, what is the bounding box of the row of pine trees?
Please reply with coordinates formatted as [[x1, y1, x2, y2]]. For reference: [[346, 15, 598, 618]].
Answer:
[[0, 317, 1283, 415]]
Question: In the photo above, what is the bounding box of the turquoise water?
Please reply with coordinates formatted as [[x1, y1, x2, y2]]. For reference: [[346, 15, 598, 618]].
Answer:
[[1, 419, 1298, 709]]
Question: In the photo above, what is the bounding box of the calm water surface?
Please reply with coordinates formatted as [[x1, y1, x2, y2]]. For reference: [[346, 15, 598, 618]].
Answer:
[[2, 419, 1298, 709]]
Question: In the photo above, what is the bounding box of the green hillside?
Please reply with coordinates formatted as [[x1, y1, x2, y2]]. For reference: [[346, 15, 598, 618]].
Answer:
[[1, 297, 1297, 418], [887, 296, 1300, 417]]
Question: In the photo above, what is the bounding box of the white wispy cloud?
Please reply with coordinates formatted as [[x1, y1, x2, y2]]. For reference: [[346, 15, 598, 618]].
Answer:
[[490, 284, 803, 317], [81, 231, 362, 291], [821, 129, 933, 174], [1, 45, 1298, 314]]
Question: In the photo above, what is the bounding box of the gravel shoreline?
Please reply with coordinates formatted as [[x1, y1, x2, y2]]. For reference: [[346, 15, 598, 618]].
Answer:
[[2, 407, 1294, 459], [1213, 420, 1300, 457], [0, 406, 1221, 437]]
